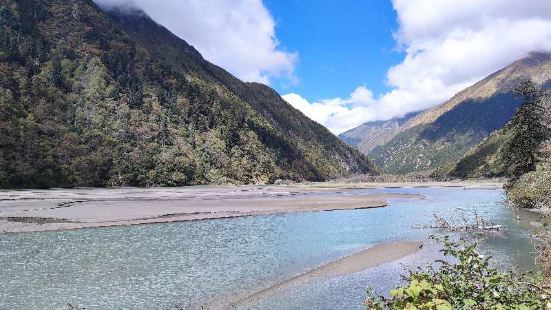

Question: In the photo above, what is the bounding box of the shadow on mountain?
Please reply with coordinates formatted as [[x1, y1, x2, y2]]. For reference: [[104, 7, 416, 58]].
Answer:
[[420, 92, 521, 142]]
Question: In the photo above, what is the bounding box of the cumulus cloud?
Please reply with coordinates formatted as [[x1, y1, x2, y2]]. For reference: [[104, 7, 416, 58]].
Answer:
[[93, 0, 297, 84], [285, 0, 551, 134], [283, 87, 377, 134]]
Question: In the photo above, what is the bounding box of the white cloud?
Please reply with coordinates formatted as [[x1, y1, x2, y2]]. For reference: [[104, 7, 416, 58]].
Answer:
[[94, 0, 297, 84], [284, 0, 551, 134], [283, 86, 377, 134]]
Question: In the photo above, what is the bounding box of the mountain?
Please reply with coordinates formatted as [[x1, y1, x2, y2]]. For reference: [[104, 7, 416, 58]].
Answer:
[[339, 111, 421, 154], [0, 0, 375, 188], [355, 52, 551, 174], [447, 89, 551, 179]]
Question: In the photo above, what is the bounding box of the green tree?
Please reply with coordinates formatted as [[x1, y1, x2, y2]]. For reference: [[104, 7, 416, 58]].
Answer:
[[502, 80, 549, 180]]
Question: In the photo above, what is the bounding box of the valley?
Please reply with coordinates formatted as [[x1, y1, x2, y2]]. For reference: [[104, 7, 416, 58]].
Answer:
[[1, 0, 550, 309]]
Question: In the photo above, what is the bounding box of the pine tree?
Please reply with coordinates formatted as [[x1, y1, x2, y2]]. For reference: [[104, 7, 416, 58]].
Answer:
[[502, 80, 549, 180]]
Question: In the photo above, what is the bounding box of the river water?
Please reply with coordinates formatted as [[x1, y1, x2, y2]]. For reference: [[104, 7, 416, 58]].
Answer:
[[0, 187, 536, 309]]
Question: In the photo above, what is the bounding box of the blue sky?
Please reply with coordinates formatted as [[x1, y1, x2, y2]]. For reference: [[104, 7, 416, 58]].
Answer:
[[263, 0, 403, 101], [96, 0, 551, 133]]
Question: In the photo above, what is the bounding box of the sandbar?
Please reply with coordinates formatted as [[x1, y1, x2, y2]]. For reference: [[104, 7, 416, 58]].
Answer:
[[0, 184, 422, 233], [217, 241, 422, 309]]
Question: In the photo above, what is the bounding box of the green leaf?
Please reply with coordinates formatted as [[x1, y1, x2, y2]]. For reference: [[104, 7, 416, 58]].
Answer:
[[463, 298, 476, 306], [436, 303, 453, 310], [390, 288, 403, 297]]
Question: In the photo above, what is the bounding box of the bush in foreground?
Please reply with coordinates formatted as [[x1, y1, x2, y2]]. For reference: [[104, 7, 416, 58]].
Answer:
[[507, 143, 551, 209], [365, 237, 551, 310]]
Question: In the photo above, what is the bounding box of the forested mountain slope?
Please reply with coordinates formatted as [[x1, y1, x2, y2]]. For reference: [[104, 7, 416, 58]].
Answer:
[[0, 0, 375, 188], [366, 52, 551, 174], [447, 88, 551, 179]]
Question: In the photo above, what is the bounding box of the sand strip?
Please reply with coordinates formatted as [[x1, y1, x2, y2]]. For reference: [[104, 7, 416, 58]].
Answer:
[[0, 181, 500, 234], [213, 241, 421, 309], [0, 186, 422, 234]]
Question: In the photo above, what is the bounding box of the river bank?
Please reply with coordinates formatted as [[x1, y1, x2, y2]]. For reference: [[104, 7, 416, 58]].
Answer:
[[0, 182, 501, 234], [0, 186, 531, 310]]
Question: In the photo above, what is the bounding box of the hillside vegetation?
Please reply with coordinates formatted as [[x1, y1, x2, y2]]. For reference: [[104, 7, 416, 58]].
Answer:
[[502, 83, 550, 209], [448, 84, 551, 187], [345, 53, 551, 175], [0, 0, 375, 188]]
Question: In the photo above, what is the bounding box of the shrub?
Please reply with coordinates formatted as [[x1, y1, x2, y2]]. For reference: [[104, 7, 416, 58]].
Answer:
[[507, 143, 551, 209], [365, 236, 551, 310], [507, 168, 551, 209]]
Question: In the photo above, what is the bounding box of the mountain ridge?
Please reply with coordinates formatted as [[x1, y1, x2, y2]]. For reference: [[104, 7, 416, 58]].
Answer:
[[344, 52, 551, 175], [447, 88, 551, 179], [339, 111, 422, 154], [0, 0, 375, 188]]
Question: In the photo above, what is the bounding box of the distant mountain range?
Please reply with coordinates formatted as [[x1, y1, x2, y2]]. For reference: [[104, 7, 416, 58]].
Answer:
[[341, 52, 551, 175], [0, 0, 375, 188], [339, 111, 421, 154]]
